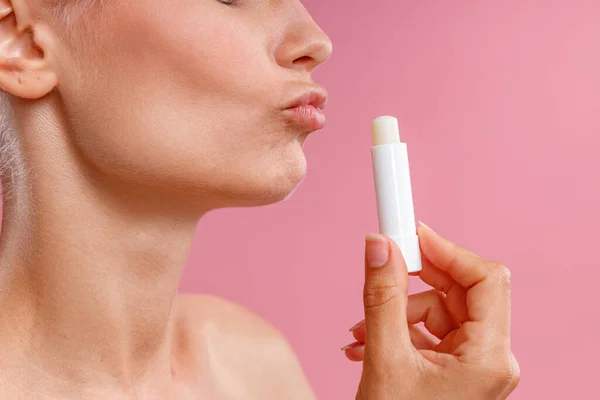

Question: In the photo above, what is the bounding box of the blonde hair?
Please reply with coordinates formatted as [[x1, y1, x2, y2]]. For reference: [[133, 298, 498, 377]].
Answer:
[[0, 91, 26, 204]]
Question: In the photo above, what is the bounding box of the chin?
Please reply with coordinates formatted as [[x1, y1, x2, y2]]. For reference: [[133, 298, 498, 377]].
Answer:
[[258, 167, 307, 206], [228, 156, 308, 208], [266, 174, 306, 204]]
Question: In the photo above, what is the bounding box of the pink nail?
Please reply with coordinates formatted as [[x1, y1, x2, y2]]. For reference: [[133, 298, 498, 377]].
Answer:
[[365, 233, 389, 268], [349, 320, 365, 331], [340, 341, 363, 351]]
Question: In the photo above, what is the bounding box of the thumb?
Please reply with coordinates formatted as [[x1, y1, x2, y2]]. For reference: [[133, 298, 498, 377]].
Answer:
[[362, 233, 413, 366]]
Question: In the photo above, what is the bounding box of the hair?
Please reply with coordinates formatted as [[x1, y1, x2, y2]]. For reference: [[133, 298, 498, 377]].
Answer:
[[0, 97, 31, 222], [0, 92, 14, 171], [0, 91, 24, 202]]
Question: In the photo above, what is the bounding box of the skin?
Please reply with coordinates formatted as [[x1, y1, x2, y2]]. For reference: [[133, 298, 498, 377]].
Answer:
[[0, 0, 329, 398], [0, 0, 519, 399], [343, 225, 520, 399]]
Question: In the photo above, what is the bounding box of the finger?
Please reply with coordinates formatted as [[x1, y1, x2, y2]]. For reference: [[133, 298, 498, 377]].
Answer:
[[353, 288, 460, 342], [362, 234, 414, 366], [408, 324, 437, 350], [344, 325, 436, 362], [406, 290, 460, 339], [352, 323, 366, 343], [419, 256, 469, 323], [349, 319, 365, 332], [418, 255, 455, 293], [418, 223, 488, 288], [342, 341, 364, 362], [418, 222, 511, 336]]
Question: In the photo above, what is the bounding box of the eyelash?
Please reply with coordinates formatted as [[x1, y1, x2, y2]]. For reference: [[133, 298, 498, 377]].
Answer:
[[218, 0, 236, 5]]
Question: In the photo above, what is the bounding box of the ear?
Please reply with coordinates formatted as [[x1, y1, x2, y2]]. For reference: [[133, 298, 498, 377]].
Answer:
[[0, 0, 57, 99]]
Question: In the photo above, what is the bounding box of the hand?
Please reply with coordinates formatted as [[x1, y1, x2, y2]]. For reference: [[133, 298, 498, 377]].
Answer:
[[343, 223, 520, 399]]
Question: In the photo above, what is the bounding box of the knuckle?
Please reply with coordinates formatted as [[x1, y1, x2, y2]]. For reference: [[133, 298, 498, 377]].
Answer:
[[484, 353, 519, 391], [363, 283, 400, 310], [447, 246, 463, 274]]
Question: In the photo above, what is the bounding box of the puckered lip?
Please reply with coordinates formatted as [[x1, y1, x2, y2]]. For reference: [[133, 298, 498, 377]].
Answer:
[[283, 87, 328, 111]]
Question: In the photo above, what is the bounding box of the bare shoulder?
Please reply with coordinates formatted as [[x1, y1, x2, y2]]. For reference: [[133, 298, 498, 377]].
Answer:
[[175, 294, 316, 399], [176, 293, 284, 338]]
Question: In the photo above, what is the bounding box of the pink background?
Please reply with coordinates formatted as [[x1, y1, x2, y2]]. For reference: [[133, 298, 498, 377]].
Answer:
[[1, 0, 598, 399], [182, 1, 600, 398]]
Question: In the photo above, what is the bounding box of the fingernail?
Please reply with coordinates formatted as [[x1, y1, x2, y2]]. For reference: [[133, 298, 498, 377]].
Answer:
[[418, 221, 430, 229], [340, 341, 363, 351], [365, 233, 389, 268], [349, 319, 365, 331], [419, 221, 440, 237]]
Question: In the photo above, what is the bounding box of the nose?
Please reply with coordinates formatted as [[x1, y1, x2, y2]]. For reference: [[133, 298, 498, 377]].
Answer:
[[274, 7, 333, 73]]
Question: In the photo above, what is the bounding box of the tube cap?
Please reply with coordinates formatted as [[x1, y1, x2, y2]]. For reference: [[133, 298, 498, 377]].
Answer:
[[389, 235, 422, 273]]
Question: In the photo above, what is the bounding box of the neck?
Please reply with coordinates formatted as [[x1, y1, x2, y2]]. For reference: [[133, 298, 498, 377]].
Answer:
[[0, 99, 204, 392]]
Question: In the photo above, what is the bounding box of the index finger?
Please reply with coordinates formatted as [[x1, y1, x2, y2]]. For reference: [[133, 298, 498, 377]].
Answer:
[[417, 222, 512, 336], [417, 222, 506, 288]]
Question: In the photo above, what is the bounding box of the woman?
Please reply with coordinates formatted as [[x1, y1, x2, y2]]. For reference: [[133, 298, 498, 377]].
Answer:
[[0, 0, 519, 398]]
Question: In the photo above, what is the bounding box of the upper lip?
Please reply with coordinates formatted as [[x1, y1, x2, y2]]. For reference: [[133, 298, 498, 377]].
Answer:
[[284, 87, 328, 111]]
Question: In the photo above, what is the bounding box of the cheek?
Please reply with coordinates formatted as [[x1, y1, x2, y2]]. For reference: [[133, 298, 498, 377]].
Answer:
[[113, 1, 272, 97], [60, 2, 306, 204], [88, 2, 278, 147]]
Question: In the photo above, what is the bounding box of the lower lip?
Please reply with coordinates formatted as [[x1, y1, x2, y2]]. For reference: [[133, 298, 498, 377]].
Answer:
[[282, 105, 326, 130]]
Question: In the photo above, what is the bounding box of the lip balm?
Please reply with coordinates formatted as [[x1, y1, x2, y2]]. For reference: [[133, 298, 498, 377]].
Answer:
[[371, 116, 422, 273]]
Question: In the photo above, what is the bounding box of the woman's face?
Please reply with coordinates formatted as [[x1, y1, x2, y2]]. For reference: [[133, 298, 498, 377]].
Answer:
[[49, 0, 332, 209]]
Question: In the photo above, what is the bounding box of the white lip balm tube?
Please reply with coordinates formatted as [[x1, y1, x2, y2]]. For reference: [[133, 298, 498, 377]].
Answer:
[[370, 116, 422, 273]]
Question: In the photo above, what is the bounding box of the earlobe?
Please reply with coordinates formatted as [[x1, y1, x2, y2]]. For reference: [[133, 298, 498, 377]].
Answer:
[[0, 0, 58, 99]]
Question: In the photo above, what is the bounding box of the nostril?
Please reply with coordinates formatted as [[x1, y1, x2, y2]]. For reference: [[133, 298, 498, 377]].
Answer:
[[293, 55, 314, 67]]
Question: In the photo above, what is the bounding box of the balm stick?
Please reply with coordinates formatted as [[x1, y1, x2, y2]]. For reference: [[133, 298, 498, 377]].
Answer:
[[371, 116, 422, 273]]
